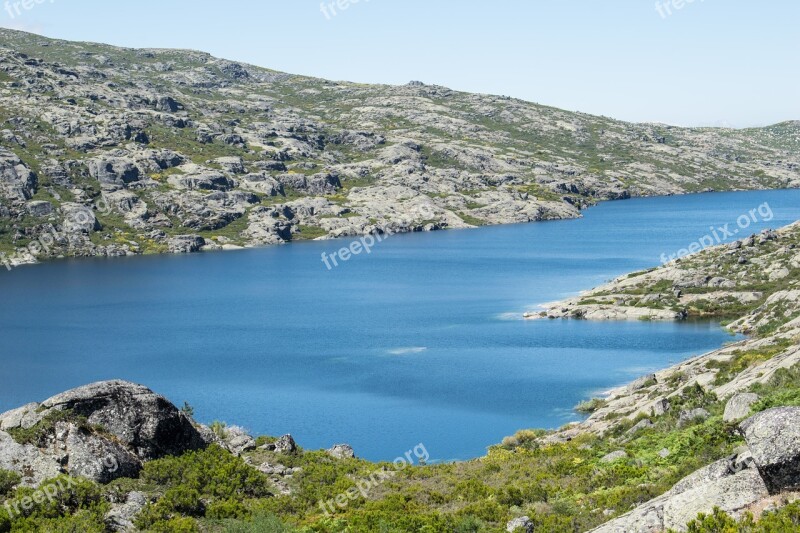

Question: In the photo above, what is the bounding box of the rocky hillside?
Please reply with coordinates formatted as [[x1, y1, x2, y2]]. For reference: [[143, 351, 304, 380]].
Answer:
[[538, 222, 800, 330], [3, 225, 800, 531], [524, 222, 800, 531], [0, 28, 799, 267]]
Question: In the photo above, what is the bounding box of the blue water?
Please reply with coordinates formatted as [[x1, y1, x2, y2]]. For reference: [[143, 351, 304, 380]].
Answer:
[[1, 190, 799, 461]]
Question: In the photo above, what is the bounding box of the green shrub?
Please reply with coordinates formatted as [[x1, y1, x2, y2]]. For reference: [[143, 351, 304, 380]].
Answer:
[[142, 445, 272, 500], [757, 500, 800, 530], [161, 487, 204, 516], [0, 470, 21, 496], [1, 476, 108, 532], [147, 517, 199, 533], [206, 498, 248, 519], [684, 507, 743, 532], [575, 398, 608, 414], [209, 421, 228, 439], [210, 512, 296, 532]]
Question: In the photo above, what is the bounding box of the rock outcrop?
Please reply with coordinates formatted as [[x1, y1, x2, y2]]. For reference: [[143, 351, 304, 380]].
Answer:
[[739, 407, 800, 493], [0, 380, 210, 486], [593, 408, 800, 532]]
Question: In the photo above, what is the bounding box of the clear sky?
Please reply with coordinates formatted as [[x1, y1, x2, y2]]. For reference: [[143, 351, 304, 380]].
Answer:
[[1, 0, 798, 128]]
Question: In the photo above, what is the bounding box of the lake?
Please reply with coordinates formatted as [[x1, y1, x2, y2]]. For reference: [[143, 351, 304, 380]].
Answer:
[[1, 189, 799, 461]]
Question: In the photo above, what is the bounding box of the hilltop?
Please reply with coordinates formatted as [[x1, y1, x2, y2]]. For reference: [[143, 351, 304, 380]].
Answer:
[[0, 29, 798, 266]]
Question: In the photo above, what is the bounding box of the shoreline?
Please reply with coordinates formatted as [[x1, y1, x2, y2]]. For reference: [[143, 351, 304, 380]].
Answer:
[[4, 187, 800, 273]]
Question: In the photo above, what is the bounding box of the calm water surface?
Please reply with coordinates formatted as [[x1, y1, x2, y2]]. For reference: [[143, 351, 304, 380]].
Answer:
[[2, 190, 799, 461]]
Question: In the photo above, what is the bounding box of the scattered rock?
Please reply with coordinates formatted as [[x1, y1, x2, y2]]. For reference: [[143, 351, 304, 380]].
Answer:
[[627, 375, 657, 393], [600, 450, 628, 464], [105, 491, 147, 532], [723, 393, 760, 423], [625, 419, 654, 437], [26, 200, 54, 217], [327, 444, 356, 460], [652, 398, 671, 416], [274, 434, 298, 454], [592, 456, 769, 532], [506, 516, 534, 533], [62, 203, 101, 233], [678, 408, 710, 428], [224, 427, 256, 456], [214, 156, 246, 174], [167, 235, 205, 254], [87, 155, 142, 186], [61, 422, 142, 483]]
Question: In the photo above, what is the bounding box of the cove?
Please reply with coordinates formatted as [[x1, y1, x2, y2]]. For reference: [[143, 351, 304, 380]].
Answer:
[[1, 189, 799, 461]]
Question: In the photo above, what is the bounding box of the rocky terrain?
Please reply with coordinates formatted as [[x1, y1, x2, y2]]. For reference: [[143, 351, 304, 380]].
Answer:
[[0, 28, 799, 267], [3, 224, 800, 531], [537, 221, 800, 329], [525, 222, 800, 531]]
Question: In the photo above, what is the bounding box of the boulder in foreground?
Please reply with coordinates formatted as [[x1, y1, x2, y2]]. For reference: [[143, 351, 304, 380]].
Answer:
[[739, 406, 800, 493], [0, 380, 211, 485]]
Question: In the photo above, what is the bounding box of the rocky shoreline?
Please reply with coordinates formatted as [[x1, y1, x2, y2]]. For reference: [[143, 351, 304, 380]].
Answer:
[[520, 220, 800, 531]]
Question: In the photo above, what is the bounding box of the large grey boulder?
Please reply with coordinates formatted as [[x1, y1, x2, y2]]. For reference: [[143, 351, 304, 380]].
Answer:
[[168, 171, 235, 191], [223, 426, 256, 457], [592, 455, 769, 532], [40, 380, 208, 460], [26, 200, 54, 217], [87, 156, 142, 186], [739, 407, 800, 493], [62, 203, 101, 233], [0, 403, 45, 431], [135, 149, 184, 172], [238, 172, 283, 196], [652, 398, 671, 416], [214, 156, 246, 174], [277, 172, 340, 195], [627, 374, 657, 393], [724, 393, 760, 422], [274, 434, 298, 455]]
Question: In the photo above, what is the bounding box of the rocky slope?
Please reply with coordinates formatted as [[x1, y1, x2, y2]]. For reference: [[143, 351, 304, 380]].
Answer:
[[537, 222, 800, 330], [526, 221, 800, 531], [0, 28, 798, 267]]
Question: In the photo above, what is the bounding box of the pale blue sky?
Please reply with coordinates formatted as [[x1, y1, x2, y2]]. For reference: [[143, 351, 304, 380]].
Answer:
[[2, 0, 798, 127]]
